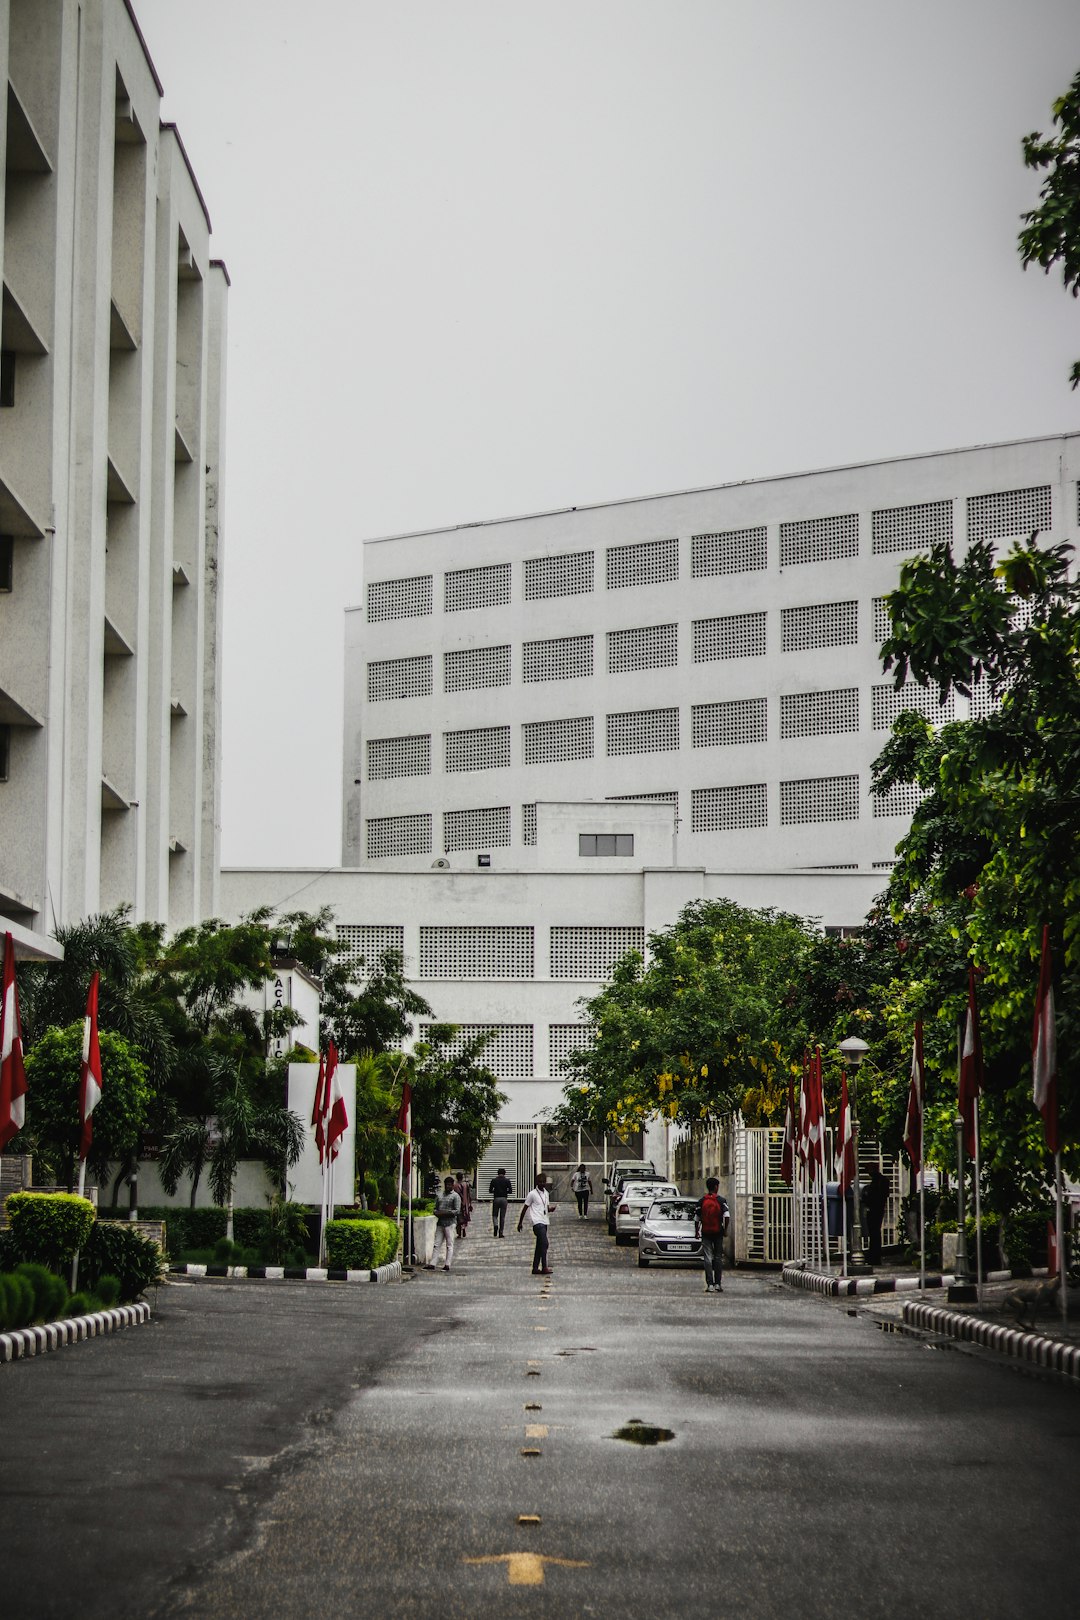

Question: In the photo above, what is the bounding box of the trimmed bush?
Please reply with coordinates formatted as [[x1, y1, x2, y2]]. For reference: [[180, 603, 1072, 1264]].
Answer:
[[84, 1222, 164, 1303], [136, 1206, 226, 1256], [67, 1291, 100, 1317], [325, 1217, 398, 1270], [95, 1275, 122, 1307], [0, 1271, 36, 1331], [6, 1192, 94, 1268], [15, 1262, 69, 1323]]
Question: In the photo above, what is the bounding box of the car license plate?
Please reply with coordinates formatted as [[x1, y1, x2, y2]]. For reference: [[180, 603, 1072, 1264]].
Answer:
[[667, 1243, 692, 1252]]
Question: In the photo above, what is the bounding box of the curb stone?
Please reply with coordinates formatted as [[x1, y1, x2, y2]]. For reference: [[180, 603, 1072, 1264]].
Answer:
[[0, 1302, 152, 1364], [781, 1262, 1047, 1298], [168, 1260, 402, 1285], [902, 1299, 1080, 1381]]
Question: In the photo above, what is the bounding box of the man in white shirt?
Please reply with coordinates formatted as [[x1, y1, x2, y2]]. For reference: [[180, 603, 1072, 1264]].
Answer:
[[517, 1172, 556, 1275]]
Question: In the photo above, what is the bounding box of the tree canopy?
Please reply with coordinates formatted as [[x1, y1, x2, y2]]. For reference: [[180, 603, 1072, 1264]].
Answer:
[[1019, 67, 1080, 387], [874, 530, 1080, 1199]]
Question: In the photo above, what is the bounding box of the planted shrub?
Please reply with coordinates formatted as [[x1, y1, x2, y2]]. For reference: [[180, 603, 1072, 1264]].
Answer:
[[67, 1291, 101, 1317], [136, 1206, 226, 1256], [15, 1262, 69, 1323], [5, 1192, 95, 1268], [0, 1271, 36, 1331], [326, 1217, 398, 1270], [94, 1275, 122, 1308], [84, 1223, 164, 1303]]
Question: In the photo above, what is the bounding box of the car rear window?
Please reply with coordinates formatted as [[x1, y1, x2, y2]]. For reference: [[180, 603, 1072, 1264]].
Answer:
[[651, 1202, 698, 1220], [626, 1184, 677, 1199]]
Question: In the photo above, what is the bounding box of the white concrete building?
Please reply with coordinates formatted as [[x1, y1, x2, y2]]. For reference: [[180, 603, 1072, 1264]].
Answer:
[[0, 0, 228, 952], [344, 434, 1080, 875], [221, 433, 1080, 1175]]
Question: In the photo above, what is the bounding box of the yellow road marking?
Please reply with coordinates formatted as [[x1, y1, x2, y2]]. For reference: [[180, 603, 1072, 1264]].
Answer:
[[463, 1553, 589, 1588], [516, 1515, 541, 1526], [525, 1424, 548, 1439], [520, 1447, 541, 1456]]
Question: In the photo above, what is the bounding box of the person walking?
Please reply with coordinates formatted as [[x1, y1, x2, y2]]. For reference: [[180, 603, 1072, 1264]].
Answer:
[[863, 1165, 889, 1266], [427, 1175, 461, 1272], [488, 1167, 513, 1237], [695, 1177, 730, 1293], [570, 1163, 593, 1219], [454, 1170, 472, 1241], [517, 1172, 556, 1275]]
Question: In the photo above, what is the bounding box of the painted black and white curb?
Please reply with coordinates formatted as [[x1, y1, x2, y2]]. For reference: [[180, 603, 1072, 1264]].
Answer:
[[902, 1300, 1080, 1380], [169, 1260, 402, 1285], [782, 1262, 1047, 1298], [0, 1302, 152, 1363], [782, 1262, 954, 1297]]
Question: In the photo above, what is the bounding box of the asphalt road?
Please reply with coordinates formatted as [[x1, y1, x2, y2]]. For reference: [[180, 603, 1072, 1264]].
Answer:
[[1, 1212, 1077, 1620]]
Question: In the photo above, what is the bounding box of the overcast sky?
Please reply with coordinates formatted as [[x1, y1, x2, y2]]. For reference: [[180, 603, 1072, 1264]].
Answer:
[[134, 0, 1080, 872]]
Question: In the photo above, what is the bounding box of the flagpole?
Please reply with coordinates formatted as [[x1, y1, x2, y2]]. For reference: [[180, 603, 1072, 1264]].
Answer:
[[973, 1099, 984, 1305], [919, 1170, 926, 1293], [1055, 1149, 1067, 1328], [72, 1157, 88, 1291]]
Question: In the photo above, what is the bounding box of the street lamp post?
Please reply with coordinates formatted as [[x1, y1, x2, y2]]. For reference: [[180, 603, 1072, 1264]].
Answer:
[[838, 1036, 872, 1276]]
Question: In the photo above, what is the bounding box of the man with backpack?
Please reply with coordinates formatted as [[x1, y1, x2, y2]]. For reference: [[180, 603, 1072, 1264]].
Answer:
[[695, 1177, 730, 1293]]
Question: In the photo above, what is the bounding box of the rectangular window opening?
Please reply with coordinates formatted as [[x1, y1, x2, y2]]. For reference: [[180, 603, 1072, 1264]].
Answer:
[[578, 833, 634, 856]]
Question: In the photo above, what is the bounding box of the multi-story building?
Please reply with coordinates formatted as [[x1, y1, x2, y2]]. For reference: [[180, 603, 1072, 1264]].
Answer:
[[224, 432, 1080, 1185], [0, 0, 228, 954], [344, 434, 1079, 875]]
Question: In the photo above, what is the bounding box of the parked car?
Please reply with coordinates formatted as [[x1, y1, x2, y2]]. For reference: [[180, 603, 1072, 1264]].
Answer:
[[613, 1181, 679, 1244], [606, 1169, 668, 1234], [603, 1159, 655, 1204], [637, 1197, 703, 1268]]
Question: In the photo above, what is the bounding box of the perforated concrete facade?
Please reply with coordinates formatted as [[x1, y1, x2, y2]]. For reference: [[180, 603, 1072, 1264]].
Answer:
[[344, 435, 1080, 874]]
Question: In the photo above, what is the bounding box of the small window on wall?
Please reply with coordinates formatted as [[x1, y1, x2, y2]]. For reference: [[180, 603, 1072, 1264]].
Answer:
[[578, 833, 634, 856], [0, 726, 10, 782], [0, 536, 12, 592]]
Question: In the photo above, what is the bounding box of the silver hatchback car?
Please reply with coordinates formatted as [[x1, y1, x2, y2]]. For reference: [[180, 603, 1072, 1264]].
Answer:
[[637, 1196, 703, 1268]]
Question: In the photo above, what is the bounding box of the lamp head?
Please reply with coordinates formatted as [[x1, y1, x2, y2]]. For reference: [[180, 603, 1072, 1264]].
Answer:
[[838, 1035, 870, 1067]]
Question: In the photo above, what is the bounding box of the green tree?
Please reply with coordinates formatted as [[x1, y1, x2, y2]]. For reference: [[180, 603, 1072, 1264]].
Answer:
[[409, 1025, 505, 1176], [321, 948, 432, 1057], [552, 899, 899, 1139], [20, 1024, 152, 1191], [875, 531, 1080, 1205], [1019, 67, 1080, 387]]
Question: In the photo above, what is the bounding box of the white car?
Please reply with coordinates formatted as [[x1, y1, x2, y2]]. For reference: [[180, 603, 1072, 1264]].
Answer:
[[613, 1181, 679, 1244]]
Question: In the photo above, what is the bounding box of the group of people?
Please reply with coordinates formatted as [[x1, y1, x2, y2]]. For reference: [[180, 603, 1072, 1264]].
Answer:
[[425, 1164, 589, 1275], [426, 1169, 474, 1272], [424, 1163, 732, 1291]]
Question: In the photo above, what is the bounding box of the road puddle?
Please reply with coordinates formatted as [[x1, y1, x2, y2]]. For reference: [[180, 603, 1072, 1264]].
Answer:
[[612, 1420, 675, 1446]]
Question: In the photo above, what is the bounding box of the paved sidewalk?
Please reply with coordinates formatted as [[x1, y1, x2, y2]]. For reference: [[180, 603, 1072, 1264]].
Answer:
[[412, 1202, 624, 1278]]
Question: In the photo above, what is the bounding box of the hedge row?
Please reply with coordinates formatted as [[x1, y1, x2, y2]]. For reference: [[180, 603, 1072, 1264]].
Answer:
[[325, 1217, 398, 1270], [1, 1194, 165, 1306]]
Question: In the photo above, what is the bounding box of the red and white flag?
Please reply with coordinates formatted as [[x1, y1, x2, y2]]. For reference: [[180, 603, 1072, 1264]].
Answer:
[[397, 1080, 413, 1177], [311, 1052, 327, 1164], [958, 965, 983, 1159], [324, 1041, 348, 1162], [780, 1073, 796, 1186], [836, 1069, 856, 1195], [1031, 925, 1058, 1154], [797, 1051, 810, 1166], [78, 972, 103, 1161], [904, 1020, 925, 1173], [0, 932, 28, 1149], [805, 1048, 825, 1182]]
